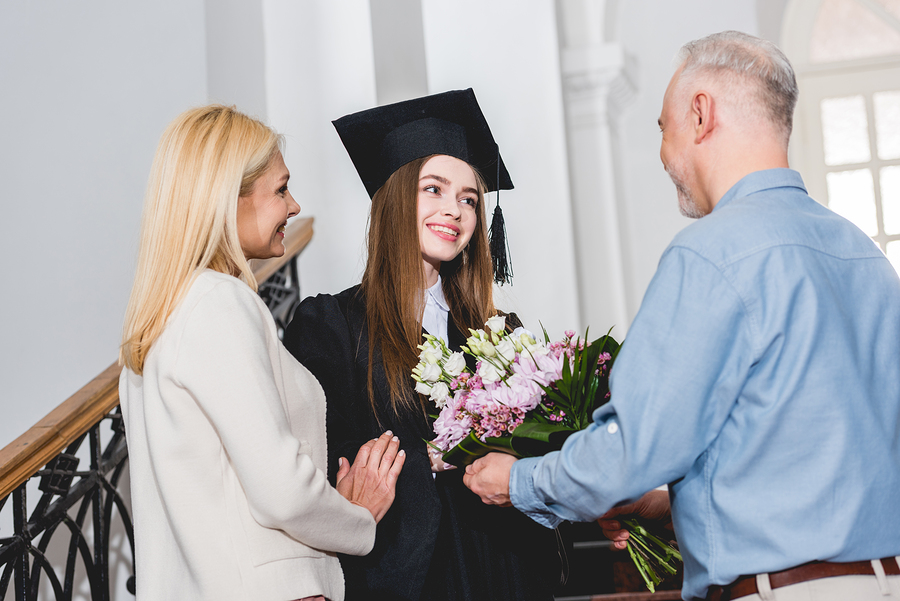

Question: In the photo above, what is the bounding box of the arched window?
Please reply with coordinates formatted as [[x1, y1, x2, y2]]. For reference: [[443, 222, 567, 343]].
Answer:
[[784, 0, 900, 274]]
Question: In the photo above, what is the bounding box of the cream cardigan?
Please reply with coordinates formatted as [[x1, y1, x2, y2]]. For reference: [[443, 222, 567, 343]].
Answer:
[[120, 270, 375, 600]]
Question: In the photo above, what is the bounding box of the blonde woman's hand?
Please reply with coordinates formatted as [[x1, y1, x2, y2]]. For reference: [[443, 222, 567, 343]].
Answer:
[[335, 431, 405, 523]]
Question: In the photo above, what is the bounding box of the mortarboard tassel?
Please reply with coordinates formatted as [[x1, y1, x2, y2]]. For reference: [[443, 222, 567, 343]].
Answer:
[[489, 144, 513, 285], [489, 198, 513, 285]]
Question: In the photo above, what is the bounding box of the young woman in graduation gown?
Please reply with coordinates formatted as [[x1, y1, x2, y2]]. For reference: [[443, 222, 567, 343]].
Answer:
[[283, 90, 561, 601]]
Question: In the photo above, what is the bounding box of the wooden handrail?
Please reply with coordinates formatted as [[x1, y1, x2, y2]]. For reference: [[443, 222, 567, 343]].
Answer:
[[0, 216, 315, 500], [0, 363, 122, 500]]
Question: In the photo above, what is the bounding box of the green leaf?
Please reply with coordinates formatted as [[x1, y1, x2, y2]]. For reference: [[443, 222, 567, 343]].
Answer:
[[441, 432, 519, 467], [539, 321, 551, 344], [508, 422, 577, 442], [441, 424, 578, 467], [540, 389, 568, 406]]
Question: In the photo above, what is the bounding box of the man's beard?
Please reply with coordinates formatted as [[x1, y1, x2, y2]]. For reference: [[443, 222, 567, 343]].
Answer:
[[665, 161, 706, 219]]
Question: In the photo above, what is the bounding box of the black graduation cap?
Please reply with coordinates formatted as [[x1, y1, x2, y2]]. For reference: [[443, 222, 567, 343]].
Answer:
[[333, 88, 515, 285], [332, 88, 513, 198]]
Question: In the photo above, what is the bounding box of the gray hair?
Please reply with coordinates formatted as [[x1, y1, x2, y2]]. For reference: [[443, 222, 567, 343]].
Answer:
[[676, 31, 798, 143]]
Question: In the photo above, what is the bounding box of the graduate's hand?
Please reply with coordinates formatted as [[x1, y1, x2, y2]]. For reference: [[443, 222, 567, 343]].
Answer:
[[462, 452, 516, 507], [597, 489, 671, 550], [428, 447, 457, 473], [336, 431, 406, 523]]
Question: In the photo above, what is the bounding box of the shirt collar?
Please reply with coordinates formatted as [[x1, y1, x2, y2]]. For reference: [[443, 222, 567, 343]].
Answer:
[[426, 276, 450, 312], [713, 168, 807, 212]]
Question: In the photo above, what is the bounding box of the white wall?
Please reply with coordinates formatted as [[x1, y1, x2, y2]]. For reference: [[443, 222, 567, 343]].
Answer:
[[206, 0, 268, 119], [262, 0, 378, 298], [0, 0, 208, 448], [611, 0, 761, 320]]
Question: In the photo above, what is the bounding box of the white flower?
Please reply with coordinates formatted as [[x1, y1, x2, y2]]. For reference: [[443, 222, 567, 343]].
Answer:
[[444, 352, 467, 377], [467, 329, 488, 344], [479, 342, 497, 358], [486, 315, 506, 334], [419, 345, 441, 365], [521, 334, 549, 357], [477, 360, 504, 384], [421, 363, 442, 383], [512, 326, 536, 341], [415, 381, 433, 395], [495, 338, 517, 363], [429, 382, 451, 408]]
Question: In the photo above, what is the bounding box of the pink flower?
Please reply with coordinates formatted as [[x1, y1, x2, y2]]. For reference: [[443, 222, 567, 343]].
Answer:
[[463, 388, 491, 416], [515, 351, 564, 386], [433, 398, 474, 451], [490, 373, 542, 413]]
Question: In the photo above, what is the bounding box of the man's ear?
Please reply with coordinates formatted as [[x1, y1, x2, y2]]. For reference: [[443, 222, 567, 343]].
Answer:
[[692, 90, 715, 143]]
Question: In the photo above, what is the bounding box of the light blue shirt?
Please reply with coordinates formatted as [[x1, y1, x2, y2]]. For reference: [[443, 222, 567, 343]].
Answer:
[[510, 169, 900, 600]]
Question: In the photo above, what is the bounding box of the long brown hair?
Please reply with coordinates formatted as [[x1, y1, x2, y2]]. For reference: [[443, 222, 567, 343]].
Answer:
[[360, 155, 495, 420]]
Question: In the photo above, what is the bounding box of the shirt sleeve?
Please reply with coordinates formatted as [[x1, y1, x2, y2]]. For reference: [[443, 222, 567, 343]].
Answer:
[[511, 246, 755, 523], [173, 281, 376, 555]]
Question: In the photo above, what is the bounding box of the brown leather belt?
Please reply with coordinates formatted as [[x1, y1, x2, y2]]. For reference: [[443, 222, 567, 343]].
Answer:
[[706, 557, 900, 601]]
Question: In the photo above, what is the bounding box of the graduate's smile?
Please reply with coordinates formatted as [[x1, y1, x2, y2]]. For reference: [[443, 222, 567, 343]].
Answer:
[[427, 222, 461, 241]]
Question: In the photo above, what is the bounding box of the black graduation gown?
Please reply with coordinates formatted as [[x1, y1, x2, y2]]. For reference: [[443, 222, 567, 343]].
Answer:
[[282, 285, 561, 601]]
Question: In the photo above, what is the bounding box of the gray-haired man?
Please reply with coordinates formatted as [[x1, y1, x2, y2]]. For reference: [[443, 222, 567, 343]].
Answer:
[[464, 31, 900, 601]]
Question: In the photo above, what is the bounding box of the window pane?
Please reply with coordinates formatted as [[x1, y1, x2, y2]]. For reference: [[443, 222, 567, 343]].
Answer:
[[821, 96, 871, 166], [873, 0, 900, 21], [826, 169, 878, 236], [874, 90, 900, 160], [880, 166, 900, 235], [886, 240, 900, 276], [811, 0, 900, 63]]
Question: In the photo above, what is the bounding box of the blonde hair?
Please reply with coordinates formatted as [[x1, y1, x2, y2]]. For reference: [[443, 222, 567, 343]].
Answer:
[[120, 105, 282, 374]]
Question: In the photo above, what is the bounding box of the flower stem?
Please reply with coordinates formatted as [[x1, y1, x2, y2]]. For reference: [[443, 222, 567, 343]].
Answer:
[[621, 518, 681, 592]]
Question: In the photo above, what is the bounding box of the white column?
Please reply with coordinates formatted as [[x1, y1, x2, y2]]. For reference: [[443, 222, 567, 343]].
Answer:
[[557, 0, 634, 334]]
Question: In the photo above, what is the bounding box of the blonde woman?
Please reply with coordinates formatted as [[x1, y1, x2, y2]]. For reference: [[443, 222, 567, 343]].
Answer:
[[119, 105, 405, 601]]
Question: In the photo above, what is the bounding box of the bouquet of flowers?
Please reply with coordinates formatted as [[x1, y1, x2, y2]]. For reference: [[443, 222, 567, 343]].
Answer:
[[411, 316, 682, 592]]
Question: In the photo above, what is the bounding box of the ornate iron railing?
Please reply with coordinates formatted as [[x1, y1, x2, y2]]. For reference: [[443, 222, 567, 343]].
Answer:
[[0, 217, 313, 601]]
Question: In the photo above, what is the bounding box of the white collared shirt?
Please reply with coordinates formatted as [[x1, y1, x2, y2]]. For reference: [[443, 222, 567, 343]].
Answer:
[[422, 276, 450, 344]]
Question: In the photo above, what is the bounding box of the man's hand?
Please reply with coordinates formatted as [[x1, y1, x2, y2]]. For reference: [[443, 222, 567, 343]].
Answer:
[[597, 489, 671, 550], [462, 452, 517, 506]]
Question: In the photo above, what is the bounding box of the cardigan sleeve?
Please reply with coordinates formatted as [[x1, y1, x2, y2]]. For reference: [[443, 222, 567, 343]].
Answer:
[[282, 291, 374, 484], [172, 280, 376, 556]]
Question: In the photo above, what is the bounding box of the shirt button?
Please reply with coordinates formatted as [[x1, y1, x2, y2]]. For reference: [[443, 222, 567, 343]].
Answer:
[[607, 422, 619, 434]]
